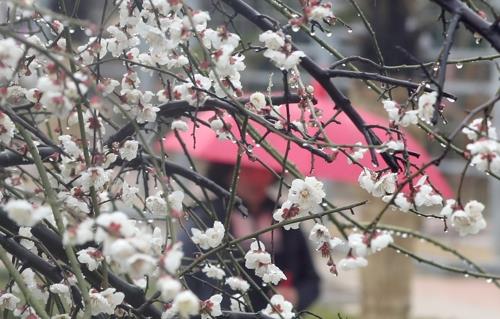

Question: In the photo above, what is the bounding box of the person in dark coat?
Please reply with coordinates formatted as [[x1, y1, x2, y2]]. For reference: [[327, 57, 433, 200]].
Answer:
[[178, 162, 320, 312]]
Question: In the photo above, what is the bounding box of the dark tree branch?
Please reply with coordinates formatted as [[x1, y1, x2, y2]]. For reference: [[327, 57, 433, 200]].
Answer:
[[431, 0, 500, 51], [105, 95, 301, 147], [433, 12, 461, 124], [221, 0, 399, 171], [326, 69, 457, 100]]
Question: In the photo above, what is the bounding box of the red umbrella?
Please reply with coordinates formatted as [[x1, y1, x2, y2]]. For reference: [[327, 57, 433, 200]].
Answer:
[[162, 84, 453, 198]]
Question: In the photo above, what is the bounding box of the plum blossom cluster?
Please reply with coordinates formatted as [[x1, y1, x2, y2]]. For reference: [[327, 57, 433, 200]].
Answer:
[[259, 30, 306, 70], [146, 190, 184, 215], [262, 294, 295, 319], [308, 223, 393, 273], [0, 38, 25, 80], [383, 91, 439, 127], [273, 176, 326, 229], [190, 221, 225, 250], [245, 240, 287, 285], [463, 118, 500, 176], [289, 0, 335, 32], [359, 168, 489, 237], [440, 200, 487, 236], [0, 112, 16, 145], [338, 231, 394, 271], [359, 170, 442, 212]]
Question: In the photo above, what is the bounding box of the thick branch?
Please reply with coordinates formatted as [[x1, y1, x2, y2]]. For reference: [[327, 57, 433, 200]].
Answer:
[[105, 95, 301, 147], [431, 0, 500, 51]]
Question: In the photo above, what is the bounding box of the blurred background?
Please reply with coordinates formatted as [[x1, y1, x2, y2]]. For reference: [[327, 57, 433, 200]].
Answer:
[[20, 0, 500, 318]]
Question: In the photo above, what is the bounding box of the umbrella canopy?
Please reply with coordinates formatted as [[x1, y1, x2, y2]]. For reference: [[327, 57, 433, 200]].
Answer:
[[162, 84, 453, 198]]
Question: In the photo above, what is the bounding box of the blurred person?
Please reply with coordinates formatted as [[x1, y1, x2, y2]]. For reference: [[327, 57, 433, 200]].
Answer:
[[178, 162, 320, 312]]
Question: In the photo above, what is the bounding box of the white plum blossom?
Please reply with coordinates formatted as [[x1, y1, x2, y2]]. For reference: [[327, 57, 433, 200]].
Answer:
[[63, 218, 95, 246], [161, 242, 184, 274], [358, 169, 376, 193], [0, 38, 24, 79], [200, 294, 223, 319], [95, 212, 137, 246], [347, 142, 368, 164], [171, 290, 200, 318], [370, 232, 394, 253], [173, 74, 212, 106], [49, 283, 70, 295], [124, 253, 158, 279], [244, 240, 285, 284], [260, 263, 287, 285], [98, 78, 119, 96], [146, 193, 167, 214], [157, 276, 182, 302], [83, 109, 106, 137], [77, 247, 104, 271], [259, 31, 285, 50], [450, 200, 487, 236], [77, 166, 110, 191], [440, 199, 457, 218], [264, 49, 305, 70], [225, 277, 250, 293], [348, 233, 368, 258], [212, 45, 246, 78], [106, 25, 139, 57], [202, 264, 225, 280], [171, 119, 189, 131], [119, 140, 139, 161], [308, 2, 334, 21], [382, 140, 404, 153], [249, 91, 266, 112], [0, 112, 16, 145], [462, 118, 497, 141], [338, 256, 368, 271], [4, 200, 51, 227], [393, 193, 412, 212], [0, 292, 20, 311], [466, 139, 500, 176], [259, 30, 305, 70], [417, 91, 437, 123], [244, 240, 271, 270], [262, 294, 294, 319], [414, 176, 442, 207], [88, 288, 125, 316], [191, 221, 225, 250], [287, 176, 326, 212], [382, 100, 418, 127], [185, 10, 211, 32], [309, 223, 332, 244], [202, 27, 241, 49], [59, 135, 82, 159], [209, 117, 232, 140], [273, 200, 302, 230], [167, 190, 184, 212], [359, 169, 397, 198]]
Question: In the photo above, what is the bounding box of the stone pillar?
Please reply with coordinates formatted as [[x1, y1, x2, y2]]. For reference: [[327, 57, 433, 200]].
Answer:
[[360, 199, 420, 319]]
